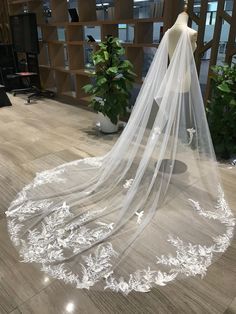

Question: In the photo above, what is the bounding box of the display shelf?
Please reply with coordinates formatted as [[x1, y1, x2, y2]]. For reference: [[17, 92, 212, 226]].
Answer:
[[66, 24, 84, 42], [125, 46, 144, 79], [41, 25, 58, 42], [135, 22, 153, 44], [50, 0, 68, 23], [66, 41, 84, 46], [62, 91, 76, 98], [67, 44, 84, 70], [39, 64, 51, 69], [76, 74, 91, 99], [78, 0, 97, 22], [53, 66, 70, 73], [76, 69, 95, 76], [39, 67, 56, 91], [101, 24, 118, 41], [65, 18, 163, 27], [55, 70, 75, 96], [38, 43, 50, 66], [48, 42, 67, 67], [114, 0, 133, 20], [7, 0, 176, 106], [123, 43, 159, 48]]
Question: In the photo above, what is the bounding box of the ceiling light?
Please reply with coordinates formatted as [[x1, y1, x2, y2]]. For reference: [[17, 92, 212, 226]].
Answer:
[[96, 2, 109, 6]]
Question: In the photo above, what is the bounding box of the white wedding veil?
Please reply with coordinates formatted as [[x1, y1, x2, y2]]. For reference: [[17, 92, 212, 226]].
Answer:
[[6, 27, 234, 294]]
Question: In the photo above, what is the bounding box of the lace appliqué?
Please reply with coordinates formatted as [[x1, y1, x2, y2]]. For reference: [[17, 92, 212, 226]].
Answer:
[[105, 268, 177, 294], [151, 127, 162, 141], [135, 211, 144, 224], [83, 157, 103, 167], [104, 185, 234, 294], [186, 128, 196, 145], [6, 184, 234, 294], [33, 168, 66, 187], [123, 179, 134, 189], [42, 243, 117, 289], [156, 185, 235, 278]]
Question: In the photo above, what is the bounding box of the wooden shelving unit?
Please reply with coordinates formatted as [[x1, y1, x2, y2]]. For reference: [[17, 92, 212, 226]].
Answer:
[[7, 0, 178, 106]]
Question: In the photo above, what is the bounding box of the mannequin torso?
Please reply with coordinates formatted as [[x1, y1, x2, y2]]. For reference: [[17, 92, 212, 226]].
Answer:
[[168, 12, 198, 92], [168, 12, 198, 60]]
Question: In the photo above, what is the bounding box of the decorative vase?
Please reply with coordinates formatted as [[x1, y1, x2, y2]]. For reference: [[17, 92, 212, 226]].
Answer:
[[97, 112, 118, 134]]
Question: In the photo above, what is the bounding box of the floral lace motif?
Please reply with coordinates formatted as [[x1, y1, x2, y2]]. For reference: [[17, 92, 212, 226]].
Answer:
[[105, 268, 177, 294], [6, 184, 234, 294], [42, 243, 117, 289], [102, 185, 234, 294], [123, 179, 134, 189], [33, 168, 66, 187], [135, 211, 144, 224], [83, 157, 103, 167], [186, 128, 196, 145], [151, 127, 162, 141]]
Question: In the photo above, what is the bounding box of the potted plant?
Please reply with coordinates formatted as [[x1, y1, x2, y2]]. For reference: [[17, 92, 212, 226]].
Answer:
[[207, 64, 236, 159], [83, 35, 136, 133]]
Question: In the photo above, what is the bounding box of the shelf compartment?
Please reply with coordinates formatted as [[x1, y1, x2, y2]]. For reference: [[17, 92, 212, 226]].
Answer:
[[125, 46, 144, 80], [41, 25, 58, 42], [135, 22, 153, 44], [55, 70, 76, 97], [39, 67, 56, 91], [75, 74, 91, 99], [66, 24, 84, 42], [50, 0, 69, 23], [48, 42, 67, 67], [101, 24, 118, 41], [119, 24, 134, 43], [114, 0, 133, 20], [78, 0, 97, 22], [38, 43, 50, 66], [84, 25, 101, 42], [67, 44, 84, 70]]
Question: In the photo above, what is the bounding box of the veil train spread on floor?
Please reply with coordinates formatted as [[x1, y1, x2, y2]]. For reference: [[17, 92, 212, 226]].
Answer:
[[6, 27, 235, 294]]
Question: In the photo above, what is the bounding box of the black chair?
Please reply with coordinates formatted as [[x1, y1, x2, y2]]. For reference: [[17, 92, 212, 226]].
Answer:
[[0, 84, 12, 107], [8, 55, 55, 104]]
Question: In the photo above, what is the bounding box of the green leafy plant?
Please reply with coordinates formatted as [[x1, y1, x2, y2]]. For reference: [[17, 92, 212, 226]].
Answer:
[[83, 36, 136, 125], [207, 64, 236, 159]]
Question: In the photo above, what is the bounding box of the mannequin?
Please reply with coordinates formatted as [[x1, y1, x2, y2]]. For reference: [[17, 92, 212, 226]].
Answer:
[[168, 4, 198, 92], [168, 12, 198, 59]]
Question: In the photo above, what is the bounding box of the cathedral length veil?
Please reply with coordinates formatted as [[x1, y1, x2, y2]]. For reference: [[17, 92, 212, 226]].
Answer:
[[6, 28, 235, 294]]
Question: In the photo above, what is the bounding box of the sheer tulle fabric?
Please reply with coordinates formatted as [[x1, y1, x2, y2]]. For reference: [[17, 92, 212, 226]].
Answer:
[[6, 29, 234, 294]]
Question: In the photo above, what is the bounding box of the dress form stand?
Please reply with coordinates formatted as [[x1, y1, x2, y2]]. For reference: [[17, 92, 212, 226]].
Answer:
[[159, 2, 198, 175]]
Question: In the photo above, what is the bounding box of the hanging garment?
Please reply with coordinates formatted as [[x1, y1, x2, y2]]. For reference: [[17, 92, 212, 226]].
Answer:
[[6, 28, 235, 294]]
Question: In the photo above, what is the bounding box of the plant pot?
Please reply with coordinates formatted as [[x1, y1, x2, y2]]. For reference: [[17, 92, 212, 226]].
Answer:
[[98, 112, 118, 133]]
